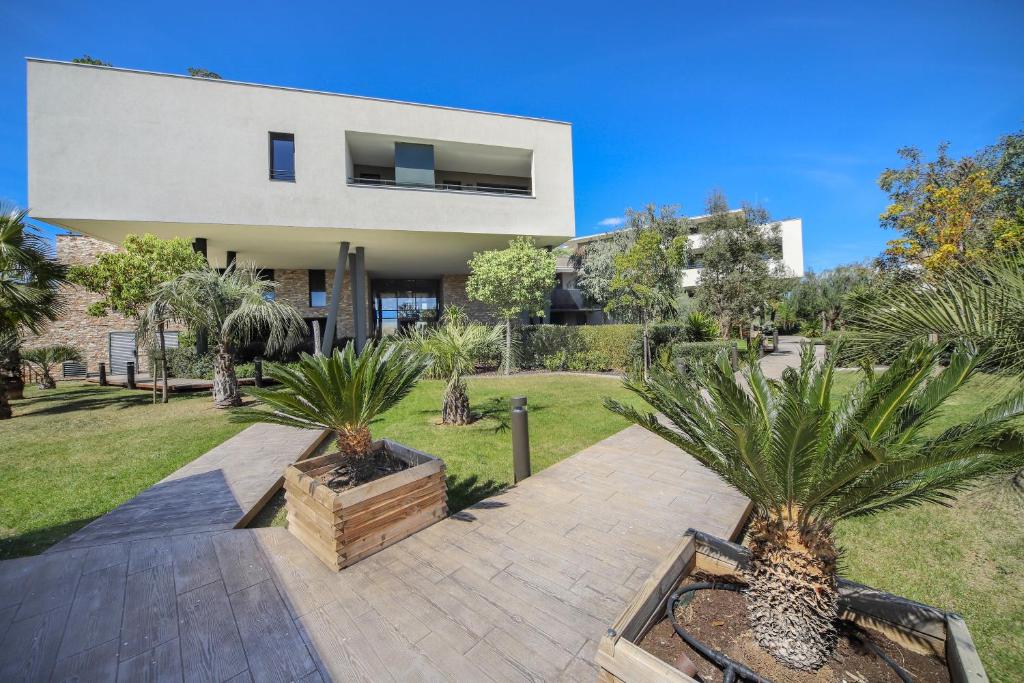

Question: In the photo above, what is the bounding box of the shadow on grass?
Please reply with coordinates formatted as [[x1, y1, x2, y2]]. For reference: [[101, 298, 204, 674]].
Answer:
[[0, 516, 101, 561], [17, 391, 164, 417]]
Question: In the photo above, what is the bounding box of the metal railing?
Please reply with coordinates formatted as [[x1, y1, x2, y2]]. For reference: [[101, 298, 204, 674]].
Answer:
[[348, 176, 531, 196], [270, 169, 296, 181]]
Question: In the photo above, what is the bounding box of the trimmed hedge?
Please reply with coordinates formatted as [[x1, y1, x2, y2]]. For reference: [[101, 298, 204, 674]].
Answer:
[[164, 347, 255, 379], [671, 340, 737, 371], [520, 324, 638, 372]]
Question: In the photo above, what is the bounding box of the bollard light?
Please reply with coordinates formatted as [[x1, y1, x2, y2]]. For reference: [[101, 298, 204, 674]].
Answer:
[[511, 396, 531, 483]]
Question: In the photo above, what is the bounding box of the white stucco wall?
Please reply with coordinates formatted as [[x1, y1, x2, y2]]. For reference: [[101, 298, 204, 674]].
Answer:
[[27, 60, 574, 241]]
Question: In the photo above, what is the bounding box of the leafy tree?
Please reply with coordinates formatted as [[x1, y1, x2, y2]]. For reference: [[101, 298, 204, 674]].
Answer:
[[71, 55, 111, 66], [406, 306, 502, 425], [21, 345, 81, 389], [785, 263, 876, 332], [70, 234, 206, 318], [693, 191, 787, 338], [607, 342, 1024, 671], [573, 204, 690, 313], [70, 233, 206, 402], [0, 205, 67, 419], [466, 237, 556, 374], [187, 67, 222, 79], [139, 264, 306, 408], [245, 342, 428, 481], [879, 133, 1024, 272], [606, 228, 686, 376]]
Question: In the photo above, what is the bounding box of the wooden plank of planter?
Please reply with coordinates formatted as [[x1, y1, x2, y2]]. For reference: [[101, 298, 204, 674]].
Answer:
[[332, 460, 444, 510], [340, 506, 447, 562]]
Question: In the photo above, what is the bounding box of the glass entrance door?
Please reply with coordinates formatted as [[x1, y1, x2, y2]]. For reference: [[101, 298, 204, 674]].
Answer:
[[372, 279, 440, 336]]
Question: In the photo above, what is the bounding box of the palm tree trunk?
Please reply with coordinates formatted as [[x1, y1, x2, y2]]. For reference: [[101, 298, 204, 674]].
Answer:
[[3, 348, 24, 400], [504, 319, 512, 375], [212, 348, 242, 408], [441, 377, 471, 425], [39, 371, 56, 390], [745, 515, 839, 671], [0, 390, 11, 419], [159, 322, 169, 404], [336, 426, 376, 482]]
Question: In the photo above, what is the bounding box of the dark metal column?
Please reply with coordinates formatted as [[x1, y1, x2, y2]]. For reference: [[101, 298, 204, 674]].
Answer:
[[354, 246, 367, 352], [322, 242, 350, 356], [511, 396, 531, 482]]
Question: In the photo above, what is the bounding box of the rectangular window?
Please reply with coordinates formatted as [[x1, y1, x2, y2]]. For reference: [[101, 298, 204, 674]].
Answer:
[[309, 269, 327, 307], [441, 179, 462, 190], [269, 133, 295, 181], [257, 269, 275, 301], [359, 173, 381, 181]]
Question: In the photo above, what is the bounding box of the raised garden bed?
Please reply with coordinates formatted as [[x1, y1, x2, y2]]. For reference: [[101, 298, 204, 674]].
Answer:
[[597, 530, 988, 682], [283, 439, 447, 570]]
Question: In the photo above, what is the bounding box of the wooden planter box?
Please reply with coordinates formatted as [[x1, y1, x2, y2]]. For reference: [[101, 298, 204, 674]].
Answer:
[[283, 439, 447, 571], [597, 530, 988, 683]]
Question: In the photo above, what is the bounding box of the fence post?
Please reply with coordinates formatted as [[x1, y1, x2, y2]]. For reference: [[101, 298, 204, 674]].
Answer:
[[730, 343, 739, 371], [773, 329, 779, 353], [98, 363, 107, 386], [254, 359, 263, 388], [511, 396, 531, 483], [126, 362, 136, 390]]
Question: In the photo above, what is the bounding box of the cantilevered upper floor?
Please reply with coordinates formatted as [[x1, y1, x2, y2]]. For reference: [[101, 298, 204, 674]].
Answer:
[[27, 59, 575, 275]]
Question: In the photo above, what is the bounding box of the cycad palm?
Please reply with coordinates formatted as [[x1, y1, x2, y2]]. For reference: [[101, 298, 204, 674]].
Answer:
[[21, 345, 81, 389], [246, 342, 428, 479], [0, 204, 67, 417], [606, 342, 1024, 671], [140, 264, 305, 407], [406, 306, 502, 425], [844, 249, 1024, 372]]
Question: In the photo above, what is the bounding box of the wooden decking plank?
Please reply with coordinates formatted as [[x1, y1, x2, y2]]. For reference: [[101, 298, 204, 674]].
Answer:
[[0, 604, 70, 682], [50, 637, 119, 683], [351, 605, 449, 682], [82, 543, 130, 575], [0, 556, 35, 610], [296, 602, 392, 682], [212, 531, 272, 595], [116, 637, 182, 683], [15, 550, 85, 621], [127, 537, 176, 575], [229, 580, 316, 683], [57, 562, 127, 660], [119, 562, 178, 661], [464, 636, 538, 683], [176, 580, 248, 682], [171, 533, 223, 594], [250, 529, 337, 620]]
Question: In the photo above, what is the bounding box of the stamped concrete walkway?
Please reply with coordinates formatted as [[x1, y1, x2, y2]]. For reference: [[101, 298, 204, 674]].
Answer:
[[0, 345, 824, 682]]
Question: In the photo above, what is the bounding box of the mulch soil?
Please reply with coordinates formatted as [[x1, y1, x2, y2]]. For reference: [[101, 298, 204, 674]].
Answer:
[[637, 576, 950, 683]]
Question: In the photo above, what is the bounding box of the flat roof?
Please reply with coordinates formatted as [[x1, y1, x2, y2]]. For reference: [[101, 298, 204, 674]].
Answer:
[[26, 58, 572, 127]]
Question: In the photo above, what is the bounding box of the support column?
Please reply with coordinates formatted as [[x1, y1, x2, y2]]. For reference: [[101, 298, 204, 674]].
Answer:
[[354, 247, 367, 352], [226, 251, 237, 269], [322, 242, 349, 356]]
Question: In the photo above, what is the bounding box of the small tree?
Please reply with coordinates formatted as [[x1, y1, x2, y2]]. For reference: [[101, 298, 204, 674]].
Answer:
[[786, 264, 876, 332], [606, 228, 685, 377], [70, 233, 206, 402], [406, 306, 502, 425], [21, 346, 81, 389], [139, 265, 306, 408], [466, 237, 556, 374], [694, 191, 787, 338], [72, 55, 111, 66]]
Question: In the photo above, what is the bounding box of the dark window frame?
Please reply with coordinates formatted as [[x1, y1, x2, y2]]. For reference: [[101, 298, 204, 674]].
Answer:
[[269, 132, 296, 182], [308, 269, 327, 307]]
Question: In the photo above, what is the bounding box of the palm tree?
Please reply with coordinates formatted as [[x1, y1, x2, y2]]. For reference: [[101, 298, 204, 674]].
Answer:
[[21, 345, 81, 389], [0, 204, 67, 418], [606, 342, 1024, 672], [406, 306, 502, 425], [845, 250, 1024, 372], [245, 342, 428, 481], [139, 264, 305, 408]]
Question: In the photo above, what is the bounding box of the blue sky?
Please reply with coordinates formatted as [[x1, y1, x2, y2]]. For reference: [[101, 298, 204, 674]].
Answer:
[[1, 1, 1022, 270]]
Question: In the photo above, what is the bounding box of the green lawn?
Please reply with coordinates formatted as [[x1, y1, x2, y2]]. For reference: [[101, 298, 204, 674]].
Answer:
[[830, 371, 1024, 681], [0, 383, 250, 559], [2, 374, 640, 559], [251, 373, 641, 525]]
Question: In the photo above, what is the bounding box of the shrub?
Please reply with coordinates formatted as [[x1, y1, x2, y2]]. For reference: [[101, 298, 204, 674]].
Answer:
[[165, 347, 214, 379], [683, 311, 720, 342], [521, 324, 637, 373], [671, 340, 736, 372], [799, 319, 822, 337]]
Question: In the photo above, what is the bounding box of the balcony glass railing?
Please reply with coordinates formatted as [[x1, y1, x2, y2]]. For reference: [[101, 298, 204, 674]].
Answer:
[[348, 176, 530, 196]]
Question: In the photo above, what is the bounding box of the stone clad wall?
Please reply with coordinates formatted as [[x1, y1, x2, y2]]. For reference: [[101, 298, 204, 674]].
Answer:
[[23, 234, 141, 374], [274, 268, 371, 341], [440, 274, 497, 324]]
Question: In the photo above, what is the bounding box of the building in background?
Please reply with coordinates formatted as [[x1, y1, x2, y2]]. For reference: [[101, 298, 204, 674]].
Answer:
[[26, 59, 575, 371]]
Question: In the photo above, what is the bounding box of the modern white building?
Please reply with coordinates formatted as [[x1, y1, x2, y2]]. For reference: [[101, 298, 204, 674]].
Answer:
[[26, 59, 575, 370], [551, 214, 805, 324]]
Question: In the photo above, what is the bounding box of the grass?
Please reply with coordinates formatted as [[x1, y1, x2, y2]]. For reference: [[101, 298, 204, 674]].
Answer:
[[830, 371, 1024, 681], [0, 382, 249, 559], [2, 374, 640, 559], [250, 373, 641, 526]]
